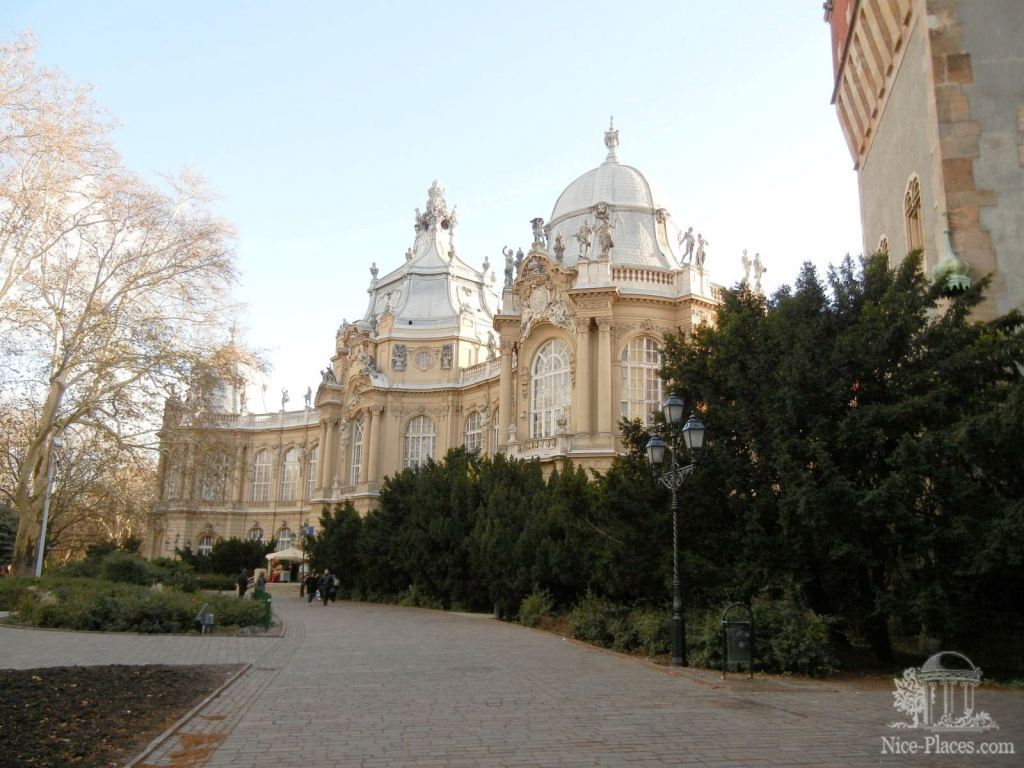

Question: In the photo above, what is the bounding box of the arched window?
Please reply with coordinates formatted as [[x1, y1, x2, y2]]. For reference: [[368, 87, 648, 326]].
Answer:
[[620, 337, 663, 424], [464, 411, 483, 453], [349, 418, 364, 485], [305, 445, 318, 499], [248, 525, 264, 543], [199, 451, 229, 502], [197, 534, 214, 556], [530, 339, 571, 438], [404, 415, 436, 469], [276, 528, 295, 551], [490, 407, 500, 454], [904, 177, 924, 255], [279, 447, 301, 501], [250, 450, 271, 501]]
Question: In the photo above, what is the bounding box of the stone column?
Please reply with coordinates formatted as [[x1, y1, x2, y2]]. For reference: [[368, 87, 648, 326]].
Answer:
[[498, 341, 514, 449], [321, 419, 337, 492], [315, 419, 329, 492], [574, 319, 592, 434], [365, 406, 382, 483], [596, 317, 613, 433]]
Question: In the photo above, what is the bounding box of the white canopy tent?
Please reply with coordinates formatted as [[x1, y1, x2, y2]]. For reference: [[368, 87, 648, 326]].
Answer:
[[265, 547, 308, 563]]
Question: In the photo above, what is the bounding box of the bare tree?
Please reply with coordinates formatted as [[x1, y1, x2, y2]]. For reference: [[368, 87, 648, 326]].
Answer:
[[0, 35, 239, 574]]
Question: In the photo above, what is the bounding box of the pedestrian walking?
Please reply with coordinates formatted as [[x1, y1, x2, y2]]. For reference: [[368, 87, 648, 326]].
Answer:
[[320, 569, 335, 607], [237, 568, 248, 599], [305, 570, 320, 604]]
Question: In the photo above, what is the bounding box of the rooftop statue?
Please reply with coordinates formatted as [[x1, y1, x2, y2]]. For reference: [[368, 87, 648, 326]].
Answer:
[[370, 261, 378, 279], [576, 219, 593, 260], [553, 233, 565, 263], [679, 227, 695, 263], [503, 246, 515, 287], [303, 386, 312, 408], [753, 252, 766, 293], [695, 234, 708, 270], [321, 364, 336, 384], [741, 249, 751, 286], [530, 217, 546, 247]]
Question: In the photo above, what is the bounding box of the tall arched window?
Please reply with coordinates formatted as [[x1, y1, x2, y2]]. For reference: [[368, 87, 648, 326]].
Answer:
[[531, 339, 571, 438], [905, 177, 924, 255], [276, 528, 295, 551], [248, 525, 264, 543], [490, 407, 500, 454], [279, 447, 301, 501], [620, 337, 663, 424], [197, 534, 215, 556], [349, 418, 364, 485], [250, 450, 271, 501], [305, 445, 318, 499], [464, 411, 483, 453], [404, 415, 436, 469]]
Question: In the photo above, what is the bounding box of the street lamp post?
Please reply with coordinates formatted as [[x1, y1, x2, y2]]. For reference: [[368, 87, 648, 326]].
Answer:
[[645, 393, 706, 667], [34, 435, 63, 578]]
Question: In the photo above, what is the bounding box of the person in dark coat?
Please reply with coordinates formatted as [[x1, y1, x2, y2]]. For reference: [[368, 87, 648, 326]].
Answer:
[[320, 569, 335, 607], [305, 570, 320, 604], [237, 568, 248, 599]]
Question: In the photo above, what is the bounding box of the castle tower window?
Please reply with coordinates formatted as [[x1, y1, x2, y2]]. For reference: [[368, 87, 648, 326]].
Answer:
[[531, 340, 571, 438], [904, 177, 924, 256], [279, 447, 301, 501], [305, 445, 318, 499], [250, 450, 271, 502], [199, 451, 229, 502], [350, 418, 364, 485], [620, 337, 663, 424], [197, 534, 214, 556], [404, 415, 436, 469], [464, 411, 483, 454]]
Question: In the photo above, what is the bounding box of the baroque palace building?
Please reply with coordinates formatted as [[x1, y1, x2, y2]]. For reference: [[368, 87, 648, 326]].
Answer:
[[824, 0, 1023, 317], [148, 125, 721, 559]]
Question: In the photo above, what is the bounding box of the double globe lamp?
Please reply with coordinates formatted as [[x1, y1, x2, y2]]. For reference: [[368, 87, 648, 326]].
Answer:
[[644, 393, 706, 667]]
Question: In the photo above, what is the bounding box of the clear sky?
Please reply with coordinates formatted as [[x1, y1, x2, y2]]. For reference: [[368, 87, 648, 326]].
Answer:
[[4, 1, 863, 412]]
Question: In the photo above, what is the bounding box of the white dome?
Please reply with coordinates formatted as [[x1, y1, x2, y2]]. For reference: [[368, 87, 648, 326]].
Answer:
[[546, 124, 685, 270], [551, 162, 661, 224]]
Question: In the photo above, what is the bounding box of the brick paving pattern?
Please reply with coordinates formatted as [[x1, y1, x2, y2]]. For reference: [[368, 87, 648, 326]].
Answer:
[[3, 596, 1021, 766]]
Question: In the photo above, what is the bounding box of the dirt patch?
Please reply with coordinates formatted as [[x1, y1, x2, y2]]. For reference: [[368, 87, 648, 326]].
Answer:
[[0, 664, 240, 768]]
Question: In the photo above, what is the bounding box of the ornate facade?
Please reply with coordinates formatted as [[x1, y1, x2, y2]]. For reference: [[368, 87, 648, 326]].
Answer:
[[148, 125, 721, 558]]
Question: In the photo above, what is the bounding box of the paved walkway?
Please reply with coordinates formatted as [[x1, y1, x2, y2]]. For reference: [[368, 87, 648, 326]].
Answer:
[[2, 596, 1021, 767]]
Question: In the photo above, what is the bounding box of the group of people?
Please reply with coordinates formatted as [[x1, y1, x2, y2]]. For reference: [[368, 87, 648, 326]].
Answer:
[[304, 569, 337, 605]]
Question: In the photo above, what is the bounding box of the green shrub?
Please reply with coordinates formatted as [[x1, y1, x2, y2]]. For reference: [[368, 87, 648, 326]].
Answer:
[[99, 551, 159, 585], [0, 576, 34, 610], [569, 593, 626, 646], [397, 584, 444, 609], [518, 589, 554, 628], [10, 576, 267, 633], [193, 573, 237, 592], [631, 609, 671, 656]]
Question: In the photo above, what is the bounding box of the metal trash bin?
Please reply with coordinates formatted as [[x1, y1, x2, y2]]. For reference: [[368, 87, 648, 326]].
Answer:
[[721, 602, 754, 678]]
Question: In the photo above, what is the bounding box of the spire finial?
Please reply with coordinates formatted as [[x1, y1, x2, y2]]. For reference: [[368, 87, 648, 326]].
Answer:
[[604, 115, 619, 162]]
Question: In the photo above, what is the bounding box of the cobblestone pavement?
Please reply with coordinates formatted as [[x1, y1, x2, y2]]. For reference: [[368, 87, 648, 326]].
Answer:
[[4, 597, 1022, 767]]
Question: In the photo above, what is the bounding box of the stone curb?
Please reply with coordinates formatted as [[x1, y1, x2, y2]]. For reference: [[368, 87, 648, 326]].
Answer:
[[123, 662, 252, 768]]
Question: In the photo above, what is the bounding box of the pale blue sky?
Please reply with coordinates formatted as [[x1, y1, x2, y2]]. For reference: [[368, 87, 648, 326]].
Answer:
[[5, 1, 862, 410]]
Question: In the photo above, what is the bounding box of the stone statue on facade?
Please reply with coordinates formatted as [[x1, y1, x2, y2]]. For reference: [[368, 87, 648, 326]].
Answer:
[[753, 252, 766, 293], [576, 219, 593, 260], [679, 227, 695, 263], [281, 388, 289, 411], [239, 388, 248, 413], [515, 248, 524, 276], [530, 217, 546, 247], [321, 364, 337, 384], [503, 246, 515, 287], [553, 233, 565, 263], [370, 261, 378, 279], [441, 343, 453, 369], [486, 332, 497, 361], [405, 247, 414, 262], [303, 386, 312, 408], [392, 344, 407, 371], [741, 249, 752, 286], [695, 234, 708, 270], [482, 255, 490, 274], [596, 219, 615, 260]]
